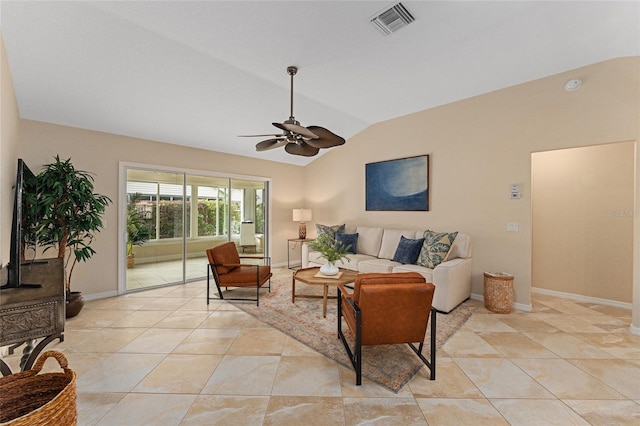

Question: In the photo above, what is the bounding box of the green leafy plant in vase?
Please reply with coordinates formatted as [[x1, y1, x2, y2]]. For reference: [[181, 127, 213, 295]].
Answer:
[[126, 193, 151, 268], [306, 232, 352, 275]]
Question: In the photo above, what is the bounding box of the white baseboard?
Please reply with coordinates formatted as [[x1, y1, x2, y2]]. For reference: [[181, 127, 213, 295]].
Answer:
[[532, 287, 632, 310], [471, 293, 532, 312], [82, 290, 118, 301], [513, 301, 533, 312]]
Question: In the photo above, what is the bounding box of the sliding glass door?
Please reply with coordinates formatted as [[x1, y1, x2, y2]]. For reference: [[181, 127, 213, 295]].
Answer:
[[125, 167, 268, 292]]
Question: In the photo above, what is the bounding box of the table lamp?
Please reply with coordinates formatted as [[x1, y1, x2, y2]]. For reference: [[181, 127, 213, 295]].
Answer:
[[292, 208, 312, 239]]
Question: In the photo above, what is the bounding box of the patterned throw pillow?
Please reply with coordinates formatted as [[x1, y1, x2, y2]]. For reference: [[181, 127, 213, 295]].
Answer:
[[392, 236, 425, 264], [417, 230, 458, 269], [335, 233, 358, 254], [316, 223, 345, 239]]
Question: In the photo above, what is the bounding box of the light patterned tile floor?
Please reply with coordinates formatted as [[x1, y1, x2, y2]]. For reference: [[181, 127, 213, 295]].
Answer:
[[2, 267, 639, 425]]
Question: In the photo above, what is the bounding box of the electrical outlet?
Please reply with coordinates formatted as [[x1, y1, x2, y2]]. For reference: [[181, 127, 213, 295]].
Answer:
[[507, 222, 519, 232]]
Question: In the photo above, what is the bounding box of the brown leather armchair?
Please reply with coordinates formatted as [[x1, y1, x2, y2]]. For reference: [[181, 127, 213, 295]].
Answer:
[[206, 242, 272, 306], [337, 272, 437, 385]]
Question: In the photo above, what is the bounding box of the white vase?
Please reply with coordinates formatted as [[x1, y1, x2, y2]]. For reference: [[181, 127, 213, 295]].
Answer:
[[320, 262, 339, 276]]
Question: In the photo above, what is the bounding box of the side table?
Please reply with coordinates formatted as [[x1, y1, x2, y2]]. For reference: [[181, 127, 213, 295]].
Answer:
[[287, 238, 313, 270], [483, 272, 514, 314]]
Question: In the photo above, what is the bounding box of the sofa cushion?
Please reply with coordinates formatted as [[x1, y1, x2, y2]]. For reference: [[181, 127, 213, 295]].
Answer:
[[336, 232, 358, 254], [448, 232, 472, 259], [392, 264, 434, 283], [392, 236, 425, 264], [316, 223, 345, 239], [378, 229, 418, 259], [358, 258, 401, 274], [354, 226, 384, 257], [308, 251, 376, 272], [417, 230, 458, 269]]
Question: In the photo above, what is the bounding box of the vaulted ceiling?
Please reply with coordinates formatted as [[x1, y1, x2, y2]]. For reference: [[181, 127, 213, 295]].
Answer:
[[1, 1, 638, 165]]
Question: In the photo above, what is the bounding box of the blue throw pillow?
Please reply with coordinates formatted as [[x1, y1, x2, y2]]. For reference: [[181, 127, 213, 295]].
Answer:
[[335, 233, 358, 254], [392, 236, 425, 264]]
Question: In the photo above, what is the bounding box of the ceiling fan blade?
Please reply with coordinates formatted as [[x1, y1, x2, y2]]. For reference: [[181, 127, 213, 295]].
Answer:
[[304, 126, 346, 149], [272, 122, 319, 139], [285, 141, 320, 157], [239, 133, 283, 138], [255, 138, 287, 151]]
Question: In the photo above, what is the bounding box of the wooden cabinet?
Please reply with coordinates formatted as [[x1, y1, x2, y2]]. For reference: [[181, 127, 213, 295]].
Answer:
[[0, 258, 65, 375]]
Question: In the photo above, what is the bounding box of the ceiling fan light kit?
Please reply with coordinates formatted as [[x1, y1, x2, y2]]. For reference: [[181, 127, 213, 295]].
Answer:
[[241, 66, 346, 157]]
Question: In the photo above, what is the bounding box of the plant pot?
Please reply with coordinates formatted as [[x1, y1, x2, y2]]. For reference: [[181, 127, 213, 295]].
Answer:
[[127, 254, 135, 268], [66, 291, 84, 318], [320, 262, 339, 276]]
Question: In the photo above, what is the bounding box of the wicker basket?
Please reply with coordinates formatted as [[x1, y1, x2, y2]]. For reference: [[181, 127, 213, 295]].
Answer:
[[483, 272, 514, 314], [0, 351, 77, 426]]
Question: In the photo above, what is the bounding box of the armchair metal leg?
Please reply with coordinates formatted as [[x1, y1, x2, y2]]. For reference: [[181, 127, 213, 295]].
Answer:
[[354, 309, 362, 385], [430, 307, 436, 379], [337, 289, 363, 385], [408, 307, 437, 380], [207, 264, 224, 303]]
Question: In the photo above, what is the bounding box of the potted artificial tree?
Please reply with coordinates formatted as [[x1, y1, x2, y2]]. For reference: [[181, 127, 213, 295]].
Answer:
[[36, 156, 111, 318], [126, 193, 151, 268]]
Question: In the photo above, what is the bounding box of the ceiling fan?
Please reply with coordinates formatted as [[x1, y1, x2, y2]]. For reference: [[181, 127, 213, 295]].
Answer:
[[240, 66, 345, 157]]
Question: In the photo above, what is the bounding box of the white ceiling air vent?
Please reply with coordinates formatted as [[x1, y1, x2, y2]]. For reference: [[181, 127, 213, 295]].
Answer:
[[370, 2, 415, 36]]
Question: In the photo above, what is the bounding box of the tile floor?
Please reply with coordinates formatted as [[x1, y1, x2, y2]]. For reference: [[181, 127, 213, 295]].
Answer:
[[126, 255, 266, 291], [3, 267, 640, 425], [126, 257, 209, 290]]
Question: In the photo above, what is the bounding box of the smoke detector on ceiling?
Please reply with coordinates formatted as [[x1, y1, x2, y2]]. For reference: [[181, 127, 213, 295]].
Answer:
[[370, 2, 415, 36], [564, 79, 582, 91]]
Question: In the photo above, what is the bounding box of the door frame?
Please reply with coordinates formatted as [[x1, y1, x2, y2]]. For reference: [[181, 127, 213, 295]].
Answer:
[[118, 161, 272, 295]]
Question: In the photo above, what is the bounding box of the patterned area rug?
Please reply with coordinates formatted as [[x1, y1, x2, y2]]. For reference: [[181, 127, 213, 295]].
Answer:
[[227, 276, 478, 393]]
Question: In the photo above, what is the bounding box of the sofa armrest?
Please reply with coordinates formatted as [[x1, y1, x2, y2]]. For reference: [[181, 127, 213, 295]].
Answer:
[[432, 257, 473, 312], [301, 242, 310, 268], [433, 257, 472, 283]]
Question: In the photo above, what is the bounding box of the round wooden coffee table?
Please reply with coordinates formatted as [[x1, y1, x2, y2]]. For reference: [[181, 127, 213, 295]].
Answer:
[[292, 267, 358, 318]]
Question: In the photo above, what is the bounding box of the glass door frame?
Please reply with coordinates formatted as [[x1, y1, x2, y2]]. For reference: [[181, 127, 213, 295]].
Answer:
[[118, 161, 271, 295]]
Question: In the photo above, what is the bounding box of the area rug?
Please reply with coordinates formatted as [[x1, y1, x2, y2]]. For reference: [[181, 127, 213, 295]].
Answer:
[[226, 276, 478, 393]]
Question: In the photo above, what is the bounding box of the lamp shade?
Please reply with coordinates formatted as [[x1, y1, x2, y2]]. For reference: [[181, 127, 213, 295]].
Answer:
[[292, 208, 312, 222]]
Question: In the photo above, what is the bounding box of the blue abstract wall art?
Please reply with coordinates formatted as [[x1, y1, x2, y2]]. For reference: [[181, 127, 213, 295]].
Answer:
[[366, 155, 429, 211]]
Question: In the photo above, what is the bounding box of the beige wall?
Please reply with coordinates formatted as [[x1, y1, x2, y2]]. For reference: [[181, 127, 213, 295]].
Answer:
[[19, 120, 306, 296], [532, 142, 634, 303], [304, 57, 640, 309], [3, 43, 639, 316], [0, 32, 20, 269]]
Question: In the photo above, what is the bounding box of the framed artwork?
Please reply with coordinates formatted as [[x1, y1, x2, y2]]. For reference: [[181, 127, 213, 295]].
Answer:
[[365, 155, 429, 211]]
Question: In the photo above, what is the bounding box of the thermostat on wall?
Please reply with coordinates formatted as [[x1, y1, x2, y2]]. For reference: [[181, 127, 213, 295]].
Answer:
[[510, 183, 520, 199]]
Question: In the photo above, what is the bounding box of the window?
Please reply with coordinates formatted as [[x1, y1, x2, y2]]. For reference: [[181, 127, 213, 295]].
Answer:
[[125, 167, 269, 291]]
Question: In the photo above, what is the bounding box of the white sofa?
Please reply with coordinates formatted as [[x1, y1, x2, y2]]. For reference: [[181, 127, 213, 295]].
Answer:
[[302, 226, 472, 313]]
